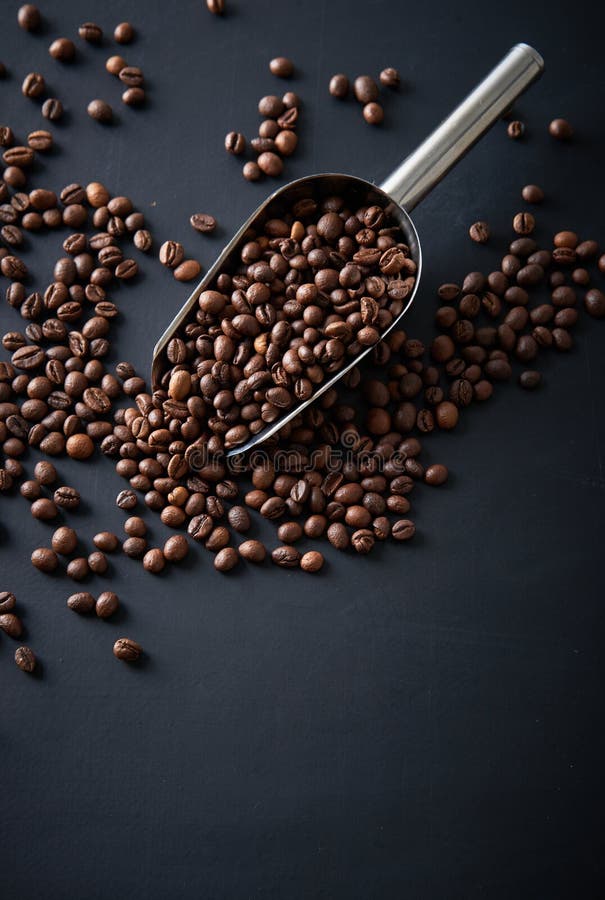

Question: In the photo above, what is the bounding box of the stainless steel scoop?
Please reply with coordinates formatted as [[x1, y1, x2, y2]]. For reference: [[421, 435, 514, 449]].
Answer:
[[152, 43, 544, 457]]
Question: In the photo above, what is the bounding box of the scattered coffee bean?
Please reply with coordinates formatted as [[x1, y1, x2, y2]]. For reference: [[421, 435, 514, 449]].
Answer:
[[49, 38, 76, 62], [52, 526, 78, 555], [95, 590, 119, 618], [18, 5, 41, 31], [329, 74, 349, 98], [380, 67, 400, 88], [522, 184, 544, 204], [114, 22, 135, 44], [54, 486, 81, 509], [190, 213, 217, 234], [88, 551, 108, 574], [79, 22, 103, 43], [585, 289, 605, 319], [163, 534, 189, 562], [0, 612, 22, 637], [469, 221, 490, 243], [549, 118, 573, 140], [143, 548, 165, 573], [270, 57, 294, 78], [243, 161, 261, 181], [94, 531, 119, 552], [22, 72, 45, 99], [507, 120, 525, 139], [31, 547, 58, 573], [67, 591, 94, 613], [87, 100, 113, 123], [225, 131, 246, 155], [0, 591, 17, 613], [363, 102, 384, 125], [15, 645, 36, 672], [300, 550, 324, 572], [66, 557, 89, 581], [173, 259, 201, 281], [353, 75, 378, 104], [42, 98, 64, 121], [214, 546, 238, 572], [113, 637, 142, 661]]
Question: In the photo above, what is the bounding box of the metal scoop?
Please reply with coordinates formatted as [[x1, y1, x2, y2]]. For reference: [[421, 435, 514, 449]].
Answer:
[[152, 43, 544, 457]]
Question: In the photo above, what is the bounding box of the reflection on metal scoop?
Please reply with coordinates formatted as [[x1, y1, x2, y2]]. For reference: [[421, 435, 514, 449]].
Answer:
[[152, 43, 544, 458]]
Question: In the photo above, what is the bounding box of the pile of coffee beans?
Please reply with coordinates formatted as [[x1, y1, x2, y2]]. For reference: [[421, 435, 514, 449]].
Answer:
[[329, 68, 400, 125]]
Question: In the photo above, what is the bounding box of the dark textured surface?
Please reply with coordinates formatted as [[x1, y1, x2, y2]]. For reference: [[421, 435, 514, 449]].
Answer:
[[1, 1, 605, 897]]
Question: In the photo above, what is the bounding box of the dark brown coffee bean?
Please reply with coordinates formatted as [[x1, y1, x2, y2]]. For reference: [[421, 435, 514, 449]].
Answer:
[[42, 98, 64, 121], [31, 547, 58, 573], [27, 129, 53, 151], [392, 519, 416, 541], [521, 184, 544, 204], [22, 72, 45, 98], [238, 539, 266, 563], [519, 370, 541, 390], [143, 548, 165, 573], [469, 221, 489, 243], [271, 545, 300, 568], [49, 37, 76, 61], [114, 22, 135, 43], [119, 66, 144, 87], [225, 131, 246, 155], [190, 213, 217, 233], [54, 485, 80, 509], [269, 57, 294, 78], [67, 591, 94, 613], [113, 637, 142, 661], [15, 645, 36, 672], [353, 75, 378, 104], [87, 100, 113, 123], [0, 612, 22, 637], [174, 259, 201, 281], [52, 526, 78, 555], [507, 120, 525, 139], [584, 289, 605, 318], [206, 0, 225, 14], [513, 212, 535, 235], [96, 591, 119, 618], [548, 118, 573, 140], [329, 74, 349, 98], [79, 21, 102, 42], [214, 547, 238, 572], [0, 591, 17, 613], [19, 5, 41, 31]]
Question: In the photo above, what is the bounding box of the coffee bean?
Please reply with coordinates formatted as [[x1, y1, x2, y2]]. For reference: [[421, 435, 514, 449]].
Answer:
[[584, 289, 605, 318], [235, 539, 264, 563], [79, 22, 103, 42], [93, 531, 119, 552], [329, 74, 349, 98], [257, 152, 283, 177], [174, 259, 201, 281], [351, 529, 374, 554], [114, 22, 135, 43], [15, 645, 36, 672], [96, 591, 119, 618], [300, 550, 324, 573], [106, 55, 127, 77], [31, 547, 58, 573], [392, 519, 416, 541], [0, 612, 22, 637], [54, 486, 80, 509], [271, 545, 300, 568], [22, 72, 45, 99], [67, 557, 90, 581], [143, 548, 165, 573], [425, 464, 448, 486], [114, 637, 142, 661], [519, 370, 541, 389], [363, 102, 383, 125], [469, 221, 489, 243], [27, 130, 53, 152], [31, 498, 58, 521], [225, 131, 246, 155], [160, 241, 184, 268], [18, 4, 41, 31], [88, 551, 108, 574], [49, 38, 76, 62], [507, 120, 524, 139], [243, 161, 261, 181], [66, 433, 94, 459], [270, 57, 294, 78], [549, 118, 573, 140], [52, 526, 78, 555], [513, 212, 535, 235], [163, 534, 189, 562], [353, 75, 378, 104], [380, 67, 400, 88], [122, 87, 146, 106], [0, 591, 17, 613], [521, 184, 544, 204], [87, 100, 113, 123], [119, 66, 144, 87], [190, 213, 217, 234], [42, 98, 64, 121]]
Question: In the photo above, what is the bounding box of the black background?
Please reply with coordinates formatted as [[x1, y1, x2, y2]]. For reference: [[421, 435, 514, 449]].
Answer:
[[2, 1, 605, 897]]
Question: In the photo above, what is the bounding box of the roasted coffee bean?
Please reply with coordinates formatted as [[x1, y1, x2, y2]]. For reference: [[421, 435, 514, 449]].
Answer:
[[15, 645, 36, 672], [54, 486, 80, 509], [79, 21, 103, 42], [513, 212, 535, 235], [31, 498, 58, 521], [507, 120, 525, 139], [31, 547, 58, 572], [425, 464, 448, 486], [22, 72, 45, 98], [0, 591, 17, 613], [353, 75, 378, 104], [18, 4, 41, 31], [206, 0, 225, 14], [225, 131, 246, 155], [114, 637, 142, 661], [27, 129, 53, 151], [143, 548, 165, 573], [271, 545, 300, 568], [549, 118, 573, 140], [329, 74, 349, 98], [243, 161, 261, 181], [0, 611, 22, 637], [521, 184, 544, 204], [300, 550, 324, 572], [49, 37, 76, 61], [93, 531, 119, 552], [351, 529, 374, 554], [190, 213, 217, 233], [214, 547, 238, 572], [87, 100, 113, 123], [174, 259, 201, 281], [363, 102, 384, 125], [584, 289, 605, 318], [238, 539, 266, 563], [519, 370, 541, 390], [42, 98, 64, 121], [114, 22, 135, 43], [392, 519, 416, 541], [163, 534, 189, 562], [159, 240, 184, 268], [269, 57, 294, 78], [380, 67, 400, 88], [96, 591, 119, 618], [119, 66, 144, 87], [52, 526, 78, 555], [469, 221, 489, 243]]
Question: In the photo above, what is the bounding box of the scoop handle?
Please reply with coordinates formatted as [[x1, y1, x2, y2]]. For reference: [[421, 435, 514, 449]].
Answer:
[[380, 43, 544, 212]]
